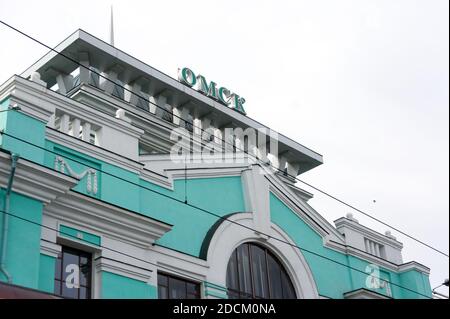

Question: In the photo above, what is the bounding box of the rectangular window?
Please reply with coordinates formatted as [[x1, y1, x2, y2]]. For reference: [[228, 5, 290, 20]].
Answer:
[[157, 273, 200, 299], [54, 246, 92, 299]]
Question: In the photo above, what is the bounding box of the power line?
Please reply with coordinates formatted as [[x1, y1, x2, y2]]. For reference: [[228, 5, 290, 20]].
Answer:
[[0, 205, 431, 298], [0, 19, 446, 259], [0, 136, 433, 299], [1, 19, 445, 260], [0, 207, 220, 291]]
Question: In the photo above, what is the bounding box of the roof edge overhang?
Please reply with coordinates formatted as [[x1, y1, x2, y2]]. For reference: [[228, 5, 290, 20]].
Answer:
[[21, 29, 323, 175]]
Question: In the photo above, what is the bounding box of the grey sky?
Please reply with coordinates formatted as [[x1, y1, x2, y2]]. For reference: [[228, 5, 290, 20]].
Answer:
[[0, 0, 448, 294]]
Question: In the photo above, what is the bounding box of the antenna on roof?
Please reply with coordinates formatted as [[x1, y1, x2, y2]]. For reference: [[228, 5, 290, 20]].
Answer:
[[109, 5, 115, 46]]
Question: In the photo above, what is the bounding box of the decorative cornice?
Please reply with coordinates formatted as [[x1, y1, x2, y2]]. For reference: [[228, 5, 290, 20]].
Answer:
[[0, 151, 78, 204], [344, 288, 391, 299], [1, 76, 144, 140], [95, 257, 153, 283], [334, 217, 403, 250], [44, 190, 172, 249], [0, 76, 54, 123], [398, 261, 430, 275], [40, 240, 62, 258], [46, 128, 144, 173]]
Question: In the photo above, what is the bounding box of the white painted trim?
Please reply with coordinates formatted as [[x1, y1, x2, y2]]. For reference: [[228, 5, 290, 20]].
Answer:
[[40, 240, 62, 258], [334, 217, 403, 249], [0, 152, 78, 204], [95, 257, 152, 283], [344, 288, 390, 299], [205, 213, 319, 299], [0, 77, 54, 123], [46, 128, 143, 173], [20, 29, 323, 171], [398, 261, 430, 275], [44, 190, 172, 249]]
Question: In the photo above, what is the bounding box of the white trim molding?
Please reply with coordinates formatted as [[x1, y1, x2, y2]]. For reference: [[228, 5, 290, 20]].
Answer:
[[344, 288, 391, 299], [44, 190, 172, 248], [0, 151, 78, 204], [204, 213, 319, 299]]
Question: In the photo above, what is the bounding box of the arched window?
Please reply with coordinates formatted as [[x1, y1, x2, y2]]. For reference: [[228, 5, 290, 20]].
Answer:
[[226, 243, 296, 299]]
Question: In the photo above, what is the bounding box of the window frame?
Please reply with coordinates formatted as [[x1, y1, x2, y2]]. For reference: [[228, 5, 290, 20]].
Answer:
[[54, 245, 93, 299], [226, 242, 296, 299], [157, 272, 201, 299]]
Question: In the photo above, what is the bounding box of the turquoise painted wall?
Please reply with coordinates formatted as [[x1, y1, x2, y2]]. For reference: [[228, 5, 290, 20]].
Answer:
[[398, 270, 432, 299], [140, 176, 246, 257], [44, 139, 246, 257], [0, 98, 46, 164], [101, 271, 157, 299], [59, 224, 101, 246], [0, 190, 44, 289], [270, 192, 352, 299], [0, 101, 432, 299], [269, 192, 431, 299], [38, 254, 56, 293]]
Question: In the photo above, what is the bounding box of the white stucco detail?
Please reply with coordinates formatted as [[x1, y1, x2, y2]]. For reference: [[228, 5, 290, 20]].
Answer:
[[241, 165, 271, 237], [205, 213, 319, 299], [334, 217, 404, 265]]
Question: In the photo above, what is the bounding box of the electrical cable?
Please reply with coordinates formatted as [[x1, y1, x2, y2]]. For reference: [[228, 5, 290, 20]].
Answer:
[[0, 134, 433, 298], [0, 19, 446, 258], [0, 207, 431, 299], [0, 207, 222, 292]]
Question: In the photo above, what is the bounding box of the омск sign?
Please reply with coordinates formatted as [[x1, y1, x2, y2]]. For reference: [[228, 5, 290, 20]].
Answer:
[[178, 67, 246, 115]]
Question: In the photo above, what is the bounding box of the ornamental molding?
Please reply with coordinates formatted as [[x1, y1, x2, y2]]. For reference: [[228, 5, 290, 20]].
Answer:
[[95, 257, 153, 283], [46, 128, 143, 173], [54, 156, 98, 195], [44, 190, 172, 249]]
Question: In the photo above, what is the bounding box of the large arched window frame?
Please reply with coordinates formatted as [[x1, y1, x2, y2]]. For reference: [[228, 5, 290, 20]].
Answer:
[[205, 213, 319, 299], [226, 242, 296, 299]]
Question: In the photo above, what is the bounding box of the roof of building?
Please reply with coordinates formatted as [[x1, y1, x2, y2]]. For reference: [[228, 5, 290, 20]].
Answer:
[[22, 29, 323, 175]]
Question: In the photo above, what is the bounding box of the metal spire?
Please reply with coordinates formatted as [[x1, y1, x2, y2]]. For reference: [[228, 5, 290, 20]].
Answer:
[[109, 5, 114, 46]]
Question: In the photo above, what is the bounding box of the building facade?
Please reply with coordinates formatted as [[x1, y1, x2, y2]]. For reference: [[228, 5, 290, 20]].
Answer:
[[0, 29, 432, 299]]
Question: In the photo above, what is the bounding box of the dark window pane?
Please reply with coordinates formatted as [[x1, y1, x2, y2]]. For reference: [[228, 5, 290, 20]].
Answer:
[[227, 290, 240, 299], [236, 244, 252, 295], [55, 247, 92, 299], [89, 68, 100, 88], [79, 286, 89, 299], [161, 105, 173, 123], [186, 282, 199, 296], [158, 274, 168, 287], [250, 245, 269, 298], [226, 243, 296, 300], [158, 286, 168, 299], [54, 280, 61, 295], [169, 277, 187, 299], [62, 251, 79, 282], [267, 254, 283, 299], [62, 282, 79, 299], [158, 273, 200, 300], [55, 256, 62, 280], [79, 261, 91, 287], [281, 270, 296, 299], [226, 251, 239, 290], [112, 81, 125, 100], [137, 93, 150, 112]]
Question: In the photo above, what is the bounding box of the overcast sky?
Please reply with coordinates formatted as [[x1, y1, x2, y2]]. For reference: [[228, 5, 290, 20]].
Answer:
[[0, 0, 448, 295]]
